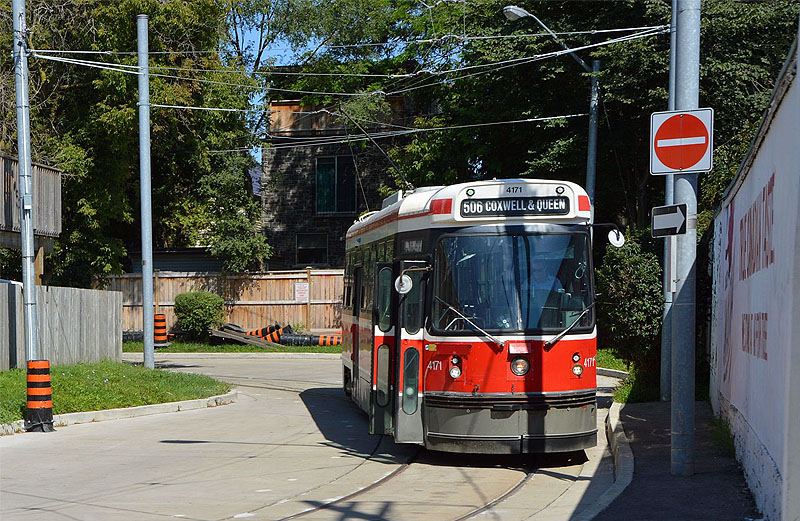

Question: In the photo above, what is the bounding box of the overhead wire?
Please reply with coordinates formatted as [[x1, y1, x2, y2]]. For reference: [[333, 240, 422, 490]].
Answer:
[[212, 112, 587, 152], [31, 26, 665, 100]]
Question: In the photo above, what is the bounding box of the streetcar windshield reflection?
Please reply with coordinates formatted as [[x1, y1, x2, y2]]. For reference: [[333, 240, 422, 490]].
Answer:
[[432, 233, 592, 333]]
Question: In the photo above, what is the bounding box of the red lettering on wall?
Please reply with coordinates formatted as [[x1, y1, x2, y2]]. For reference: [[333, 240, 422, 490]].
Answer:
[[741, 312, 768, 361], [739, 174, 775, 281]]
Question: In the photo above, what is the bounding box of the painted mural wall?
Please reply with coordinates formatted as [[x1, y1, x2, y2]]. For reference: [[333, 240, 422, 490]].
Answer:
[[710, 48, 799, 521]]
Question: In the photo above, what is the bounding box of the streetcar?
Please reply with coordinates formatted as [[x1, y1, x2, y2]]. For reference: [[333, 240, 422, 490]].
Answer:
[[340, 179, 624, 454]]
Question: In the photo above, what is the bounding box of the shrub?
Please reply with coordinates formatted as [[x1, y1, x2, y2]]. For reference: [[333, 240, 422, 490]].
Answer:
[[174, 291, 225, 339], [596, 229, 664, 388]]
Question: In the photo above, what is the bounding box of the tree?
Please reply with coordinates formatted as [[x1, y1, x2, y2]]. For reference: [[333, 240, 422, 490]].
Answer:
[[596, 229, 664, 385], [0, 0, 268, 285]]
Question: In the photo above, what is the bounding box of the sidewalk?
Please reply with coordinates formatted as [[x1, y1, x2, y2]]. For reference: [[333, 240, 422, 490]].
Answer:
[[595, 400, 760, 521]]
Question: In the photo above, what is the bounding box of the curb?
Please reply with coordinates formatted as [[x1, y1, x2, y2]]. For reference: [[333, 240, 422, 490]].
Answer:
[[597, 367, 630, 379], [0, 390, 239, 436], [572, 401, 634, 520], [122, 352, 342, 360]]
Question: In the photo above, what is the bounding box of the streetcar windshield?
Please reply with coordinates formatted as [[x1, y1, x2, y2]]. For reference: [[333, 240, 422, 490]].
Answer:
[[432, 233, 593, 333]]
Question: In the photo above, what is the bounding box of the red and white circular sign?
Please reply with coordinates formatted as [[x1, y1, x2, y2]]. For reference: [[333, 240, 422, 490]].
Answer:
[[650, 108, 714, 175]]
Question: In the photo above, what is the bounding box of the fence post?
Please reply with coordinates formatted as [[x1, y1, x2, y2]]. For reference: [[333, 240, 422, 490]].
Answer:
[[306, 267, 312, 330]]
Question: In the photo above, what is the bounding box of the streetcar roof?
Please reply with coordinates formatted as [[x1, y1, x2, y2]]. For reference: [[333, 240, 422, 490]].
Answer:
[[346, 178, 591, 246]]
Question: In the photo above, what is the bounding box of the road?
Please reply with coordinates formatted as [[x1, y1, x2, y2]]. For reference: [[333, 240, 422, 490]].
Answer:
[[0, 355, 619, 521]]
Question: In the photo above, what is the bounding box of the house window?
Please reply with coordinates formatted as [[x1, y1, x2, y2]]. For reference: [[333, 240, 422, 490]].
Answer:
[[297, 233, 328, 265], [316, 156, 356, 214]]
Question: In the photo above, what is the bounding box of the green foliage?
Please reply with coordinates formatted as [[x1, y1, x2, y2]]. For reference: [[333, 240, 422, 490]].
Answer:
[[710, 416, 736, 457], [612, 370, 660, 403], [0, 361, 230, 424], [0, 248, 22, 280], [596, 348, 629, 372], [0, 0, 266, 286], [596, 229, 664, 387], [174, 291, 225, 338]]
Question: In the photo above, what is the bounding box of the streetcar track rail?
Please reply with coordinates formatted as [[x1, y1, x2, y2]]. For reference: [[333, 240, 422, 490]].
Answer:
[[191, 372, 593, 521]]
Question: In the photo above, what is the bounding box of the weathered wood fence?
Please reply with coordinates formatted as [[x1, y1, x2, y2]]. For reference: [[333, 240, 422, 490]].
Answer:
[[103, 269, 344, 332], [1, 283, 123, 371]]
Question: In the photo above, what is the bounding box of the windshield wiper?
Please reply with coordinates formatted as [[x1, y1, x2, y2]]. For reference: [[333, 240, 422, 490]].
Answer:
[[543, 301, 596, 351], [434, 296, 505, 348]]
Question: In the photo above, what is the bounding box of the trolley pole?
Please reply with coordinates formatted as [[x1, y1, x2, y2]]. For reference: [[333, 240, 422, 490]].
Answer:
[[661, 0, 678, 403], [137, 14, 155, 370], [671, 0, 701, 477], [12, 0, 39, 364]]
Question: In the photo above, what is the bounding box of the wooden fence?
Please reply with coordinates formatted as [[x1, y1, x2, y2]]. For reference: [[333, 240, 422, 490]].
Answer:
[[103, 269, 344, 332], [1, 283, 123, 371]]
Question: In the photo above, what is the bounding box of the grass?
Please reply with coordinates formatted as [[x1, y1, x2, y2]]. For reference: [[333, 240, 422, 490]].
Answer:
[[122, 341, 342, 354], [596, 349, 629, 372], [710, 416, 736, 457], [0, 361, 231, 425]]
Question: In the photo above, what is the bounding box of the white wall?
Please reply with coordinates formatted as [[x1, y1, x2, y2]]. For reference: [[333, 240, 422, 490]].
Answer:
[[711, 43, 799, 521]]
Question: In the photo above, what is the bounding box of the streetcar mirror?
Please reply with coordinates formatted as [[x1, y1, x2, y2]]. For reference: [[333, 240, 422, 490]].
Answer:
[[395, 274, 413, 294], [608, 230, 625, 248]]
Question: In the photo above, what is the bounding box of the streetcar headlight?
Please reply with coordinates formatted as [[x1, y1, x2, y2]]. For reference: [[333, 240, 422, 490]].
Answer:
[[510, 357, 530, 376], [572, 364, 584, 376], [451, 355, 460, 365], [449, 365, 462, 379], [572, 352, 581, 363]]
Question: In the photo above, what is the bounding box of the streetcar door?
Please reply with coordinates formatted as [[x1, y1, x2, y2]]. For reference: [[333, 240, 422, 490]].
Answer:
[[351, 267, 363, 407], [394, 260, 427, 443], [370, 263, 394, 435]]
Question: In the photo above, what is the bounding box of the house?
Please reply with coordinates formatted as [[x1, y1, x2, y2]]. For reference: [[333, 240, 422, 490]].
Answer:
[[260, 99, 407, 268], [0, 154, 62, 283]]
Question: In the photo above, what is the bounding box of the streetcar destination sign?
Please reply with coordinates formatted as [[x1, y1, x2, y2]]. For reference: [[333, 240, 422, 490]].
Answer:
[[460, 196, 570, 218]]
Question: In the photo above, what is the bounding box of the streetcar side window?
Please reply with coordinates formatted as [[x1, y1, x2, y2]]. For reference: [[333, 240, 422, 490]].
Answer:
[[377, 267, 393, 332], [403, 269, 424, 335], [402, 348, 419, 414]]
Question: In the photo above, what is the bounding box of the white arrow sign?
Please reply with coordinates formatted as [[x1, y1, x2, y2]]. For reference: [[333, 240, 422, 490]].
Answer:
[[651, 204, 687, 238]]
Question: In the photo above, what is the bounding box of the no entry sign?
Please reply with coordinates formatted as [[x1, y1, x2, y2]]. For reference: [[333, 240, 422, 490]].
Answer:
[[650, 108, 714, 175]]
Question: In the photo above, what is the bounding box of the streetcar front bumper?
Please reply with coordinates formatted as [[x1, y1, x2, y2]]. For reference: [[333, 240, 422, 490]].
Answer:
[[423, 391, 597, 454]]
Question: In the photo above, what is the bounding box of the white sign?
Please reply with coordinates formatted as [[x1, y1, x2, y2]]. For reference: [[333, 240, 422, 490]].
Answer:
[[294, 282, 309, 304], [651, 204, 687, 237], [650, 108, 714, 174]]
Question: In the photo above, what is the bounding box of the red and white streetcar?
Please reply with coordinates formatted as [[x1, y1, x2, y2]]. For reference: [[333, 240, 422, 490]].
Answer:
[[340, 178, 623, 454]]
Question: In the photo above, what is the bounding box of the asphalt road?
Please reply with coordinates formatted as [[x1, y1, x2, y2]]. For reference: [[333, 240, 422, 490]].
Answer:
[[0, 355, 619, 521]]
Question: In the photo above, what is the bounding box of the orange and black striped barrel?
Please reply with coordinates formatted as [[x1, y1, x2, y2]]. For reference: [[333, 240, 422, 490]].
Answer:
[[264, 327, 284, 343], [317, 335, 342, 346], [247, 324, 279, 338], [154, 314, 171, 346], [25, 360, 55, 432]]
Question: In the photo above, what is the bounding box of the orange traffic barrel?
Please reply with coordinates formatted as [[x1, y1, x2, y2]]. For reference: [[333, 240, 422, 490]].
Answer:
[[317, 335, 341, 346], [154, 314, 171, 347], [264, 327, 284, 343], [25, 360, 55, 432], [247, 323, 279, 338]]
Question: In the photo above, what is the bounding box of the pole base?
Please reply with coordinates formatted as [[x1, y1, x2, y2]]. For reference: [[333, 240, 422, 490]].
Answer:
[[24, 409, 55, 433]]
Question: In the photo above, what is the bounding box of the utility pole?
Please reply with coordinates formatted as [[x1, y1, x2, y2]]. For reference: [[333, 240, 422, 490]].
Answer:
[[585, 60, 600, 207], [671, 0, 701, 477], [661, 0, 678, 402], [138, 14, 155, 370], [12, 0, 39, 363], [14, 0, 55, 433]]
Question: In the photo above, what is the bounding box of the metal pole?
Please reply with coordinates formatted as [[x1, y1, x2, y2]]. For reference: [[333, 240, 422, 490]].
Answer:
[[661, 0, 678, 402], [585, 60, 600, 206], [137, 15, 155, 370], [12, 0, 39, 363], [671, 0, 700, 477]]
